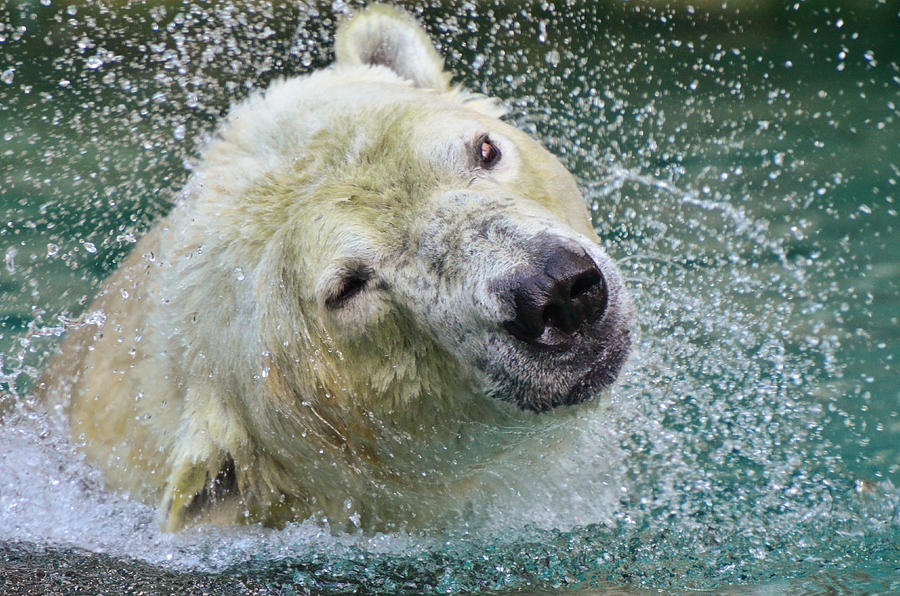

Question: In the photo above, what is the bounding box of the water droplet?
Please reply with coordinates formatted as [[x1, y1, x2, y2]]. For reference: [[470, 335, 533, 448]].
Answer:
[[4, 247, 16, 274], [85, 55, 104, 70], [46, 243, 59, 257], [234, 267, 245, 281], [544, 50, 560, 67], [1, 68, 14, 85], [82, 241, 97, 254], [173, 125, 186, 140]]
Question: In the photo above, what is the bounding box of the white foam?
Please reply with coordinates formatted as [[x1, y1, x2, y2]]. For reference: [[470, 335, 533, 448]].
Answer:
[[0, 403, 628, 572]]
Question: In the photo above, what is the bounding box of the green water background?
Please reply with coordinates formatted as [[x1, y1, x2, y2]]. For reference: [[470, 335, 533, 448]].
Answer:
[[0, 0, 898, 592]]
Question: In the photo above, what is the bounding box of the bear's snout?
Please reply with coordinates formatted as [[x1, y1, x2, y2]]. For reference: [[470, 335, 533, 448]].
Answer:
[[478, 232, 631, 412], [501, 242, 608, 351]]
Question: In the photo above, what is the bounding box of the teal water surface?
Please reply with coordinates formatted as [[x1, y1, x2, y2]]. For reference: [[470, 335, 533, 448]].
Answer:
[[1, 1, 898, 593]]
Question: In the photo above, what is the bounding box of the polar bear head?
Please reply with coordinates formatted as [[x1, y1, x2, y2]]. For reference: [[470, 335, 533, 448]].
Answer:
[[190, 5, 632, 420]]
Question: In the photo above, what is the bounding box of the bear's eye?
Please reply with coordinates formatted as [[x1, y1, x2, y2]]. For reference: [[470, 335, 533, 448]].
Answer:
[[475, 134, 501, 169], [324, 269, 370, 310]]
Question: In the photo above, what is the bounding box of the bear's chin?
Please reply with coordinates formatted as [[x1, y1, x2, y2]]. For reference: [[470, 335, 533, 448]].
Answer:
[[558, 330, 633, 410], [482, 325, 632, 413]]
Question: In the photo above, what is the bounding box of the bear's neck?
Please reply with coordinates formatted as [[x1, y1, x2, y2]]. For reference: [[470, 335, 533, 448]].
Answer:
[[246, 372, 570, 531]]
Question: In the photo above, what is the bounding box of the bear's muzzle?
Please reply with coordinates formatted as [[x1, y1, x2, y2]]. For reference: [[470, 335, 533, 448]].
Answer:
[[477, 233, 632, 412]]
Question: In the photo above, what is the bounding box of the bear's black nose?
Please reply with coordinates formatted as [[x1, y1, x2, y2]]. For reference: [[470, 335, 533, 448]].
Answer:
[[502, 243, 608, 349]]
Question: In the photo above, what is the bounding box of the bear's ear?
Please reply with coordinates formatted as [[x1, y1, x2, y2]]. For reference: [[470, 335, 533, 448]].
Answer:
[[335, 4, 451, 93]]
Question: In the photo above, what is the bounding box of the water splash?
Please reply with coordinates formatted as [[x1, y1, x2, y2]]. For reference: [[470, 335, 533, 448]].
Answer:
[[0, 311, 105, 408], [0, 0, 898, 592]]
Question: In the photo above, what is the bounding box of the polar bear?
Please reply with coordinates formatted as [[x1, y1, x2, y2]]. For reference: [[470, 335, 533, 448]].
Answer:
[[35, 5, 632, 532]]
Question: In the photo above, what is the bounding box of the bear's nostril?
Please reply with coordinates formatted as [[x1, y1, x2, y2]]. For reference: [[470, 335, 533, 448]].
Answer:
[[542, 300, 577, 335], [541, 269, 605, 334], [570, 269, 603, 300], [502, 244, 607, 348]]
